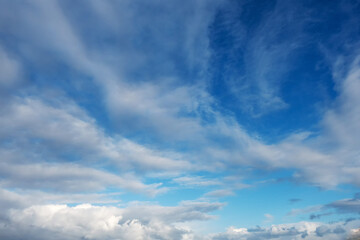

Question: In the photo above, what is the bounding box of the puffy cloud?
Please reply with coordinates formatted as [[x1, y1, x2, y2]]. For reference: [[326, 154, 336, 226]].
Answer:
[[209, 220, 360, 240], [2, 200, 358, 240], [349, 228, 360, 240], [211, 222, 315, 240], [315, 225, 331, 237], [0, 201, 222, 240]]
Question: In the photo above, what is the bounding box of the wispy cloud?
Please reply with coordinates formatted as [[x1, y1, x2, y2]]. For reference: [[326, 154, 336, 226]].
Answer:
[[1, 0, 359, 190], [0, 0, 360, 239], [204, 189, 235, 198]]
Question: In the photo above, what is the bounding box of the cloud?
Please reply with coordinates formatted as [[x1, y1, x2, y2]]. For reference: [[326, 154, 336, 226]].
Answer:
[[173, 176, 222, 187], [0, 0, 221, 143], [207, 0, 311, 116], [0, 95, 188, 171], [0, 160, 163, 195], [218, 53, 360, 188], [0, 96, 197, 196], [0, 46, 21, 89], [0, 96, 190, 172], [326, 196, 360, 215], [264, 213, 274, 223], [1, 0, 360, 191], [349, 228, 360, 240], [211, 222, 313, 240], [204, 189, 235, 198], [315, 225, 331, 237], [309, 212, 332, 220], [121, 201, 224, 224], [287, 194, 360, 221], [0, 1, 359, 239], [289, 198, 302, 203], [287, 206, 323, 217], [0, 187, 125, 216], [210, 220, 360, 240], [0, 193, 358, 240], [3, 198, 359, 240], [0, 201, 223, 240]]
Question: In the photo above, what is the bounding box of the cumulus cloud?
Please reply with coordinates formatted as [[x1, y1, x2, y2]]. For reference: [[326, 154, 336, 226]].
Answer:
[[0, 201, 222, 240], [1, 200, 358, 240], [209, 220, 360, 240]]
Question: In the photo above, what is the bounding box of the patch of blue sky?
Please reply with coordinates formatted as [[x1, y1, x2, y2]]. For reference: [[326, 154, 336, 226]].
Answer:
[[207, 0, 348, 144], [209, 182, 358, 231]]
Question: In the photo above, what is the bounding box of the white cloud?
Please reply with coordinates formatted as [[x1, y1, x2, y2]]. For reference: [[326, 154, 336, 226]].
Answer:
[[1, 192, 358, 240], [0, 1, 359, 239], [0, 201, 223, 240], [200, 55, 360, 188], [173, 176, 222, 187], [264, 213, 274, 223], [0, 0, 359, 209], [210, 220, 360, 240], [204, 189, 235, 198], [0, 96, 197, 196], [0, 0, 218, 142], [0, 96, 190, 172], [0, 160, 163, 196], [2, 0, 360, 190]]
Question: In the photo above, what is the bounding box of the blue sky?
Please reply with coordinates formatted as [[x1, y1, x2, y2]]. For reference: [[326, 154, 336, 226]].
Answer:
[[0, 0, 360, 239]]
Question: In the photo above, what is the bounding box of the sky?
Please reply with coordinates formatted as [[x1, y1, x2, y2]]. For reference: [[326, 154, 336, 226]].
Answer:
[[0, 0, 360, 239]]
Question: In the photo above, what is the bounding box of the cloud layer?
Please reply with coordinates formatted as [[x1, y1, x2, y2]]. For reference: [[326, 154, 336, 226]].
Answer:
[[0, 0, 360, 239]]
